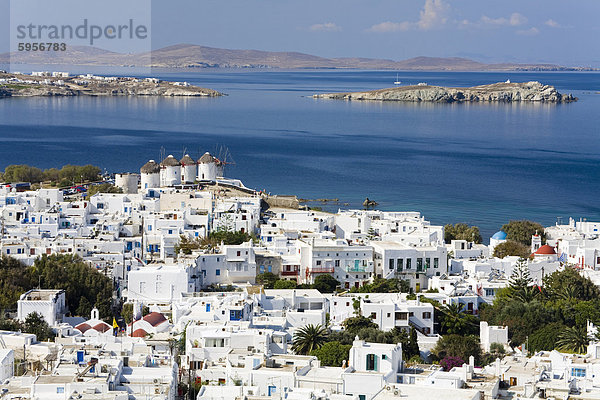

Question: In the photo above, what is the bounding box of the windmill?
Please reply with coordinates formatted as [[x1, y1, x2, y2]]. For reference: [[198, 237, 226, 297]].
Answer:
[[214, 144, 236, 177]]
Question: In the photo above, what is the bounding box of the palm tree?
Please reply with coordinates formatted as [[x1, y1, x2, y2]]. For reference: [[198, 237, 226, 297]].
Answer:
[[558, 285, 579, 301], [556, 325, 589, 354], [440, 302, 478, 335], [291, 324, 328, 355], [513, 285, 540, 303]]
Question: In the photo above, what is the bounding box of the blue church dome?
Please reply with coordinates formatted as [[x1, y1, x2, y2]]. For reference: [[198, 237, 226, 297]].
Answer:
[[491, 231, 507, 240]]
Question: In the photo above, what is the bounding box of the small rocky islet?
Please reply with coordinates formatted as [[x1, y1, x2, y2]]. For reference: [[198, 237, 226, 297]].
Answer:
[[313, 81, 577, 103]]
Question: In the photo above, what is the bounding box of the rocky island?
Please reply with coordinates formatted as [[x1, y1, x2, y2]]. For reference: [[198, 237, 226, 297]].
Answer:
[[0, 71, 222, 98], [313, 81, 577, 103]]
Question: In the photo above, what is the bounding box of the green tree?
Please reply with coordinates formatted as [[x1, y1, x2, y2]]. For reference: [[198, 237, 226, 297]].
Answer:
[[79, 165, 102, 181], [256, 272, 278, 289], [42, 168, 60, 183], [209, 228, 252, 246], [342, 316, 378, 335], [480, 299, 554, 347], [432, 334, 482, 365], [174, 235, 202, 255], [439, 303, 479, 336], [493, 241, 531, 259], [405, 327, 420, 360], [23, 312, 54, 341], [292, 324, 328, 355], [31, 254, 114, 320], [528, 322, 565, 353], [543, 267, 600, 302], [556, 325, 589, 354], [121, 303, 134, 324], [58, 165, 81, 183], [501, 220, 545, 246], [87, 183, 122, 196], [351, 278, 411, 294], [2, 165, 44, 183], [506, 258, 539, 302], [310, 341, 351, 367], [274, 280, 297, 289], [0, 317, 22, 332], [444, 223, 482, 244], [313, 274, 339, 293]]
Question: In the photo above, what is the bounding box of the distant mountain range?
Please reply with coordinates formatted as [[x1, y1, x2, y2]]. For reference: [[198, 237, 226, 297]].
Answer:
[[0, 44, 593, 71]]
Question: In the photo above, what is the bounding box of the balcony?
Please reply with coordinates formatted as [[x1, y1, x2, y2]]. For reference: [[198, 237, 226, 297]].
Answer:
[[281, 270, 299, 276], [346, 265, 367, 273]]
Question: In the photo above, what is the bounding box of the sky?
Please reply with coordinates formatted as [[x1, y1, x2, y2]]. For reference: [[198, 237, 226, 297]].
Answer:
[[1, 0, 598, 66]]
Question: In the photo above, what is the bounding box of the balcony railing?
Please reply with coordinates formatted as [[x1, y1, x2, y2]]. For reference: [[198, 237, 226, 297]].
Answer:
[[281, 270, 299, 276], [346, 265, 367, 273], [309, 266, 334, 273]]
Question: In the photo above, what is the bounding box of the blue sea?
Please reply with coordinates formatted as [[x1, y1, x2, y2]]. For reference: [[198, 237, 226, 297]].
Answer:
[[1, 66, 599, 240]]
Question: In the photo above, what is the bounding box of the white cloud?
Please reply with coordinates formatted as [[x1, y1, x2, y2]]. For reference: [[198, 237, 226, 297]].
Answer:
[[367, 21, 413, 33], [309, 22, 342, 32], [509, 13, 528, 26], [480, 12, 527, 27], [516, 27, 540, 36], [367, 0, 450, 33], [545, 19, 560, 28], [417, 0, 450, 30]]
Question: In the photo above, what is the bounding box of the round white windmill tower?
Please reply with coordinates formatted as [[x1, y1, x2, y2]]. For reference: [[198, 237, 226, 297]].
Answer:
[[197, 152, 217, 181], [160, 155, 182, 187], [140, 160, 160, 190], [115, 173, 140, 194], [180, 154, 197, 184]]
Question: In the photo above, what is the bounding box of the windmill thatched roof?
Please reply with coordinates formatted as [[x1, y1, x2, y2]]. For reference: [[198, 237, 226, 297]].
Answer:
[[180, 154, 196, 166], [198, 152, 216, 164], [160, 155, 180, 167], [140, 160, 160, 174]]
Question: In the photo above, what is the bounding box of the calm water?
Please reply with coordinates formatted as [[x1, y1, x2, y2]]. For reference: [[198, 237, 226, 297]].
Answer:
[[0, 67, 599, 239]]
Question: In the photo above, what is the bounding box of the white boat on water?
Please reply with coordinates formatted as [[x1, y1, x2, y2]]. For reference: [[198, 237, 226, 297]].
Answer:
[[394, 73, 401, 85]]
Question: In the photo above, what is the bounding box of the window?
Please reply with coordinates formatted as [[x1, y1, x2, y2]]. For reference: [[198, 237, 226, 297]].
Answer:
[[316, 260, 322, 266], [406, 259, 412, 269], [370, 312, 377, 319], [434, 258, 439, 268], [397, 259, 403, 271], [416, 258, 423, 271], [335, 260, 340, 267], [422, 312, 431, 319], [572, 368, 586, 377], [425, 258, 430, 269], [386, 313, 391, 318], [389, 258, 395, 270], [57, 387, 65, 394], [485, 289, 495, 296], [366, 354, 377, 371], [216, 269, 221, 276], [230, 310, 243, 321]]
